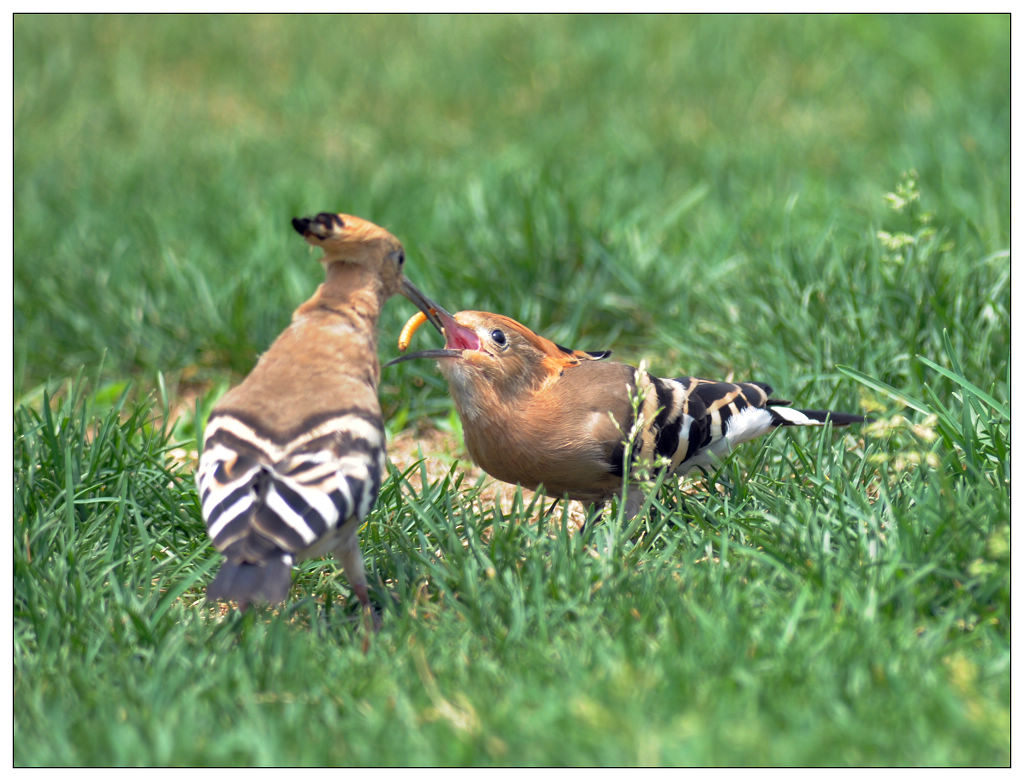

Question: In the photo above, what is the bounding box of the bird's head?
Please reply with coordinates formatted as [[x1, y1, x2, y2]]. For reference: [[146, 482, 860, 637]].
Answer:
[[388, 309, 610, 410], [291, 211, 444, 330]]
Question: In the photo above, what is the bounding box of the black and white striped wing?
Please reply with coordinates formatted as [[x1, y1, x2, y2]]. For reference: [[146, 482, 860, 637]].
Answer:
[[196, 409, 386, 565], [638, 375, 864, 476]]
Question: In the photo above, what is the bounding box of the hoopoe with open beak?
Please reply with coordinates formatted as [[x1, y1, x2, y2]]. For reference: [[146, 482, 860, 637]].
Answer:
[[391, 308, 866, 518], [197, 212, 444, 612]]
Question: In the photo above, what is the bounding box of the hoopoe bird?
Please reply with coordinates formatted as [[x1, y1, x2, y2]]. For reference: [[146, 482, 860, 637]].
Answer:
[[391, 308, 866, 518], [197, 212, 443, 612]]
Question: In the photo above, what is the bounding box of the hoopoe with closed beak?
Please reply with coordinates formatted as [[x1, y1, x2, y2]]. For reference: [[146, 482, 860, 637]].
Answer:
[[197, 212, 444, 612], [391, 308, 866, 518]]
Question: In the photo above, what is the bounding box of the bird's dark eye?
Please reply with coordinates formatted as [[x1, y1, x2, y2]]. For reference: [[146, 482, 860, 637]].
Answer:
[[490, 329, 507, 346], [397, 251, 405, 266]]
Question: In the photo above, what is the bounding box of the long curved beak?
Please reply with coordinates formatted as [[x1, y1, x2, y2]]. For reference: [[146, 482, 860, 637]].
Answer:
[[385, 304, 482, 369], [399, 278, 448, 334], [384, 348, 464, 367]]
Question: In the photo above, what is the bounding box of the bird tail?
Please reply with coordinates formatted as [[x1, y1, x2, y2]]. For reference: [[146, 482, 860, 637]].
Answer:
[[766, 404, 867, 427], [206, 553, 294, 611]]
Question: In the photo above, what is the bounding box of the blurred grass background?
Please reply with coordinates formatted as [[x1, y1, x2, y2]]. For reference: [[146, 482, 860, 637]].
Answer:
[[14, 14, 1009, 766], [15, 14, 1008, 402]]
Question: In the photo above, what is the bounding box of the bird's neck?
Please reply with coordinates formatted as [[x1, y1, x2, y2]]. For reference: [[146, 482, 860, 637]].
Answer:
[[296, 262, 384, 322], [443, 360, 549, 429]]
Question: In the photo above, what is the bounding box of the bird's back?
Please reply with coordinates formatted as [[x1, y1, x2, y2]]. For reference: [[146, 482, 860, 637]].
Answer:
[[197, 306, 386, 597]]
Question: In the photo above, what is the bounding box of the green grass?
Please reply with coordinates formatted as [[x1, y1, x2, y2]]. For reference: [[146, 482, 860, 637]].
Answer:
[[14, 14, 1008, 766]]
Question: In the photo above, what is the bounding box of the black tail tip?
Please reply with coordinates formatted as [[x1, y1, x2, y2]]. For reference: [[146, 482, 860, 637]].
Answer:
[[783, 408, 869, 427], [827, 411, 869, 426], [206, 556, 292, 610], [809, 410, 868, 426]]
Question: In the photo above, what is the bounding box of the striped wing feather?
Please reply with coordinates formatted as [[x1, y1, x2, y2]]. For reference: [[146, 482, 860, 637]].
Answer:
[[631, 373, 864, 478], [196, 409, 385, 606]]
